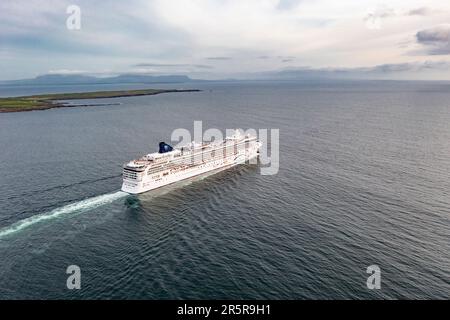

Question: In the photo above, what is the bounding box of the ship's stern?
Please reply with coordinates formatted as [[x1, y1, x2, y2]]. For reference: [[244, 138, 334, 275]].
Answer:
[[121, 180, 144, 194], [121, 162, 146, 194]]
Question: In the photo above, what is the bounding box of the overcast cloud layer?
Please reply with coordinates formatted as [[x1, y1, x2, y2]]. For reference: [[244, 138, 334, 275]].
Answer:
[[1, 0, 450, 80]]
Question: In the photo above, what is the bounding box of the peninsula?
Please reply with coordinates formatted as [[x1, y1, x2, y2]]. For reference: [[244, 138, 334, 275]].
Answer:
[[0, 88, 200, 112]]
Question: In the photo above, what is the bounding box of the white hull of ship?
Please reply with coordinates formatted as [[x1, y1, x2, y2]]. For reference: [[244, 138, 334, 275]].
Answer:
[[121, 151, 258, 194]]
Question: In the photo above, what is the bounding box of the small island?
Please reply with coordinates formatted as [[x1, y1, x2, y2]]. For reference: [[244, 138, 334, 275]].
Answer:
[[0, 88, 200, 113]]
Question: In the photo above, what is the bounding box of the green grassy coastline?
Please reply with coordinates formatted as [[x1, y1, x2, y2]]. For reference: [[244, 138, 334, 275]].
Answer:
[[0, 88, 200, 112]]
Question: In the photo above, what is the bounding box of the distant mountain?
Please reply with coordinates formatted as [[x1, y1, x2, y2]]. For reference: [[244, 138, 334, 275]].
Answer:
[[246, 62, 450, 81], [1, 74, 193, 85], [112, 74, 191, 83]]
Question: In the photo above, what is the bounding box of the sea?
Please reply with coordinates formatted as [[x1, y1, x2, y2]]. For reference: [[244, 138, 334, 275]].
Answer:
[[0, 80, 449, 299]]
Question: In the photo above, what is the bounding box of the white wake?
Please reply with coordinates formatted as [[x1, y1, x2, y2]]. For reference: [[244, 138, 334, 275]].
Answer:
[[0, 191, 128, 238]]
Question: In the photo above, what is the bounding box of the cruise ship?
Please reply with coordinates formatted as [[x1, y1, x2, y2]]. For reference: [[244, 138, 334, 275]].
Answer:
[[121, 130, 262, 194]]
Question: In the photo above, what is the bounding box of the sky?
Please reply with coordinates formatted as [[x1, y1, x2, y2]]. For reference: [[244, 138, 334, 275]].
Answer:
[[1, 0, 450, 80]]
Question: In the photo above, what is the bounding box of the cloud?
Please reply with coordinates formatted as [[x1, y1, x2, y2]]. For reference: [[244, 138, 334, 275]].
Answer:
[[134, 63, 188, 67], [417, 26, 450, 43], [193, 65, 214, 69], [205, 57, 232, 60], [416, 25, 450, 55], [273, 55, 295, 63], [365, 7, 396, 20], [364, 6, 440, 30], [363, 6, 396, 30], [47, 69, 87, 75], [407, 7, 433, 16], [276, 0, 302, 10], [133, 63, 213, 69], [2, 0, 450, 80]]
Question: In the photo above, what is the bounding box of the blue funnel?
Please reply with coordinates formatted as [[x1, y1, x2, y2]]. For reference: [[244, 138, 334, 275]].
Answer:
[[158, 142, 173, 153]]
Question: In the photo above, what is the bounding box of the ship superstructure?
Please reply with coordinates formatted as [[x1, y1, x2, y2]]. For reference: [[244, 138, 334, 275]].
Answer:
[[121, 130, 261, 194]]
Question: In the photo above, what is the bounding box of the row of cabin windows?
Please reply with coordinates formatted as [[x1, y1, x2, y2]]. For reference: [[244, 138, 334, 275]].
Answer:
[[171, 147, 240, 163], [145, 157, 228, 178], [124, 173, 137, 178]]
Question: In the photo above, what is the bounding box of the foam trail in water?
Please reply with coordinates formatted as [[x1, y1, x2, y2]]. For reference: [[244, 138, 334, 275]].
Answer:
[[0, 191, 128, 238]]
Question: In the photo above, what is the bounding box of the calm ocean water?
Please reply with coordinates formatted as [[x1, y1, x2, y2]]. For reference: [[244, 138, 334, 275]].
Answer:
[[0, 80, 449, 299]]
